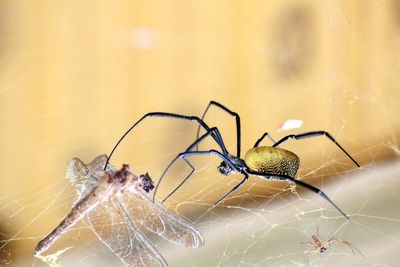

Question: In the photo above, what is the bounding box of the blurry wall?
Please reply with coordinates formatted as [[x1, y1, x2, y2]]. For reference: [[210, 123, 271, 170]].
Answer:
[[0, 0, 399, 264]]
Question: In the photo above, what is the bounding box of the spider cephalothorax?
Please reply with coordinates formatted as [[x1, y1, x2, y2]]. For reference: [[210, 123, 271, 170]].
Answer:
[[217, 155, 246, 175]]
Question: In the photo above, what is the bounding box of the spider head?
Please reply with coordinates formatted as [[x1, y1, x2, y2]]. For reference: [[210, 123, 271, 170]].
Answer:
[[217, 156, 244, 175], [319, 246, 327, 253], [217, 161, 234, 176]]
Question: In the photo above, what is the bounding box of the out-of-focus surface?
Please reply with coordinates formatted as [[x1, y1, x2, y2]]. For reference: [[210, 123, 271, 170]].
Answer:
[[0, 0, 399, 266]]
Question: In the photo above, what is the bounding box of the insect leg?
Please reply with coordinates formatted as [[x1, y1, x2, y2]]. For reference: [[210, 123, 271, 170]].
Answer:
[[272, 131, 360, 167]]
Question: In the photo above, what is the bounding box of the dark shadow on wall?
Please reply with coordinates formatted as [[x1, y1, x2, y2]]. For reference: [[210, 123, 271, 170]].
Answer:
[[269, 4, 316, 81]]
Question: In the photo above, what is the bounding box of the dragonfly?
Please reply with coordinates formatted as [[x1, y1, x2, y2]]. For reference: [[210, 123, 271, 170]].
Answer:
[[34, 155, 204, 267]]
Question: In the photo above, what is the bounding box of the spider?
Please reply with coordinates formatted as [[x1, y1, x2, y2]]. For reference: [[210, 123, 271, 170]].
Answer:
[[301, 226, 366, 264], [105, 101, 359, 219], [151, 101, 360, 219]]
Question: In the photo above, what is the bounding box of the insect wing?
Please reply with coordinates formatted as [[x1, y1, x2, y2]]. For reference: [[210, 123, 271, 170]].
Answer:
[[87, 154, 108, 171], [66, 157, 99, 206], [66, 157, 89, 186], [87, 154, 118, 173], [121, 189, 204, 249], [87, 197, 168, 267], [67, 155, 114, 186], [67, 155, 117, 206]]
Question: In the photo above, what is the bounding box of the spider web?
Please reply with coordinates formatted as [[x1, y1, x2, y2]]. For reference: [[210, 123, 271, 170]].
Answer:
[[0, 1, 399, 267], [1, 110, 399, 267]]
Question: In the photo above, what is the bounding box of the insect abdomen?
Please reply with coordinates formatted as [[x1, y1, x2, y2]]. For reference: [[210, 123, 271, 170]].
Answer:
[[244, 146, 300, 177]]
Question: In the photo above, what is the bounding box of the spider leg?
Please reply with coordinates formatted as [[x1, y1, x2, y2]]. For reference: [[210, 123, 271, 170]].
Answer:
[[301, 241, 317, 249], [324, 237, 354, 255], [300, 241, 316, 267], [272, 131, 360, 167], [105, 112, 228, 170], [153, 127, 228, 202], [311, 234, 322, 247], [326, 237, 367, 260], [157, 149, 237, 203], [248, 171, 349, 219], [161, 157, 195, 203], [195, 101, 242, 157], [253, 132, 276, 147], [214, 173, 249, 205]]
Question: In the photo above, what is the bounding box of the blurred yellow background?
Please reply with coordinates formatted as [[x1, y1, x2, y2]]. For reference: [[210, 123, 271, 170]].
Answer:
[[0, 0, 399, 266]]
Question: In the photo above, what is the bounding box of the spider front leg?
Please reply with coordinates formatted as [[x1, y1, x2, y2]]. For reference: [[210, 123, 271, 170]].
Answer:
[[160, 150, 238, 204], [272, 131, 360, 167], [105, 112, 228, 170], [153, 127, 230, 202], [195, 101, 242, 157]]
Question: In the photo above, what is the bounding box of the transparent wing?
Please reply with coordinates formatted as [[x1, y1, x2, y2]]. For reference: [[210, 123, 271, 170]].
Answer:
[[121, 189, 204, 249], [67, 155, 115, 184], [87, 197, 168, 267], [66, 158, 96, 206], [87, 154, 109, 171], [67, 155, 117, 205], [66, 157, 89, 185], [87, 154, 117, 174]]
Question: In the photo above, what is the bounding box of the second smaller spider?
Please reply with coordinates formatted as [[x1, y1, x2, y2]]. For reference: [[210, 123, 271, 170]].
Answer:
[[302, 226, 366, 264]]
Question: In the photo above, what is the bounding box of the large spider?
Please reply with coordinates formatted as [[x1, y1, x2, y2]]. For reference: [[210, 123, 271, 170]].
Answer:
[[105, 101, 360, 219]]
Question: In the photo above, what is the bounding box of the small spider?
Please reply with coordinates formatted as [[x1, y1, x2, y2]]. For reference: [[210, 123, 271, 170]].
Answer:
[[302, 226, 366, 265], [105, 101, 360, 218]]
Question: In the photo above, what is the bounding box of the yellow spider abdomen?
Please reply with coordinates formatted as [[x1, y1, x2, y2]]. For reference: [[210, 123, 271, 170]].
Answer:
[[244, 146, 300, 177]]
